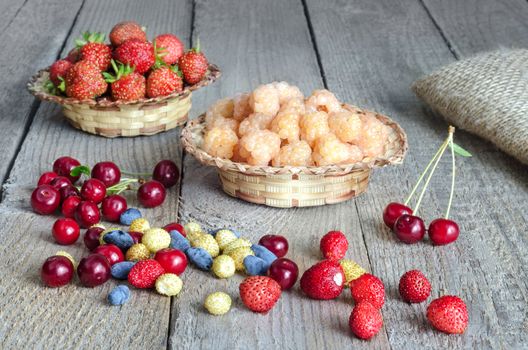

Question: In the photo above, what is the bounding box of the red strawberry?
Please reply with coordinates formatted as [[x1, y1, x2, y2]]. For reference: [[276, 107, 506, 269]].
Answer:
[[178, 40, 208, 85], [128, 259, 165, 289], [427, 295, 468, 334], [154, 34, 184, 65], [350, 273, 385, 309], [49, 59, 72, 86], [300, 259, 345, 300], [103, 60, 146, 101], [114, 39, 155, 74], [349, 302, 383, 340], [64, 61, 107, 99], [399, 270, 431, 303], [76, 32, 112, 71], [109, 21, 147, 47], [239, 276, 281, 313], [146, 66, 183, 98], [320, 230, 348, 260], [65, 47, 81, 63]]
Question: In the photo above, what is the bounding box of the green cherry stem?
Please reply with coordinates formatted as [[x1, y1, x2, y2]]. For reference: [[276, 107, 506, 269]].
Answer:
[[445, 126, 456, 219]]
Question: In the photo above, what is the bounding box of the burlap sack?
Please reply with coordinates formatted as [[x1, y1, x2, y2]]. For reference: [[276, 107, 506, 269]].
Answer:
[[412, 49, 528, 165]]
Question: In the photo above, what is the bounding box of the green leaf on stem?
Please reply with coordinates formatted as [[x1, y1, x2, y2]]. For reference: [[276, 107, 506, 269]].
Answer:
[[70, 165, 91, 177], [451, 142, 472, 157]]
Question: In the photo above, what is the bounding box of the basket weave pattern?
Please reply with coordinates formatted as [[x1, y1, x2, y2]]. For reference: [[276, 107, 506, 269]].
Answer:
[[181, 104, 407, 208], [28, 64, 221, 138]]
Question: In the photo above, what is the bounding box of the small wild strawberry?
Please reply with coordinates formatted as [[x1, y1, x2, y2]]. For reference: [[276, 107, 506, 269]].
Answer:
[[427, 295, 468, 334], [239, 276, 281, 313], [64, 61, 107, 100], [350, 273, 385, 309], [178, 39, 208, 85], [114, 39, 155, 75], [146, 66, 183, 98], [76, 32, 112, 71], [320, 230, 348, 260], [109, 21, 147, 47], [49, 59, 72, 86], [349, 301, 383, 340], [399, 269, 431, 303], [300, 259, 345, 300], [65, 47, 81, 63], [128, 259, 165, 289], [154, 33, 184, 65], [103, 60, 146, 101]]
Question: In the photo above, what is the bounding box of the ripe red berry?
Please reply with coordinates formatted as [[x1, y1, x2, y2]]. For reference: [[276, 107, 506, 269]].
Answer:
[[399, 270, 431, 303], [300, 260, 345, 300], [427, 295, 468, 334], [137, 180, 166, 208], [163, 222, 186, 237], [77, 254, 111, 287], [113, 39, 155, 75], [52, 218, 80, 245], [152, 160, 180, 188], [59, 185, 80, 202], [93, 244, 124, 266], [64, 61, 108, 100], [393, 214, 426, 244], [350, 273, 385, 309], [383, 202, 413, 229], [128, 259, 165, 289], [52, 156, 81, 183], [37, 171, 58, 186], [49, 59, 73, 86], [84, 226, 104, 251], [239, 276, 282, 313], [349, 302, 383, 340], [258, 234, 288, 258], [268, 258, 298, 290], [320, 230, 348, 260], [80, 178, 106, 204], [109, 21, 147, 47], [101, 194, 127, 222], [31, 185, 60, 215], [91, 161, 121, 187], [153, 33, 184, 65], [80, 42, 112, 71], [41, 255, 75, 287], [50, 176, 72, 191], [129, 231, 143, 244], [154, 248, 188, 275], [178, 45, 208, 85], [146, 66, 183, 98], [74, 200, 100, 228], [428, 218, 460, 245], [61, 195, 82, 218]]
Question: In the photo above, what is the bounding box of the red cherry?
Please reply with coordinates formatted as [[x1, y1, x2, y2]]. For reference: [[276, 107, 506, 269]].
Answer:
[[383, 202, 413, 229], [163, 222, 186, 237], [91, 161, 121, 187], [50, 176, 72, 191], [137, 180, 166, 208], [61, 195, 82, 218], [31, 185, 60, 215], [393, 215, 426, 244], [84, 226, 104, 251], [154, 248, 187, 275], [41, 255, 74, 287], [268, 258, 299, 290], [53, 156, 81, 183], [428, 219, 460, 245], [74, 200, 100, 228], [77, 254, 111, 287], [80, 178, 106, 204], [129, 231, 143, 244], [101, 194, 127, 222], [52, 218, 80, 245], [59, 184, 80, 202], [93, 244, 124, 265], [258, 234, 289, 258], [152, 160, 180, 188], [37, 171, 58, 186]]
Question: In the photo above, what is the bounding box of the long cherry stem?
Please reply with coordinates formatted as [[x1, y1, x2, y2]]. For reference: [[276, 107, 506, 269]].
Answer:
[[445, 127, 456, 219]]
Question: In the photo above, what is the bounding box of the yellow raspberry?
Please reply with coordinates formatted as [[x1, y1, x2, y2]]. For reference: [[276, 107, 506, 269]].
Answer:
[[354, 112, 390, 158], [340, 259, 367, 287], [305, 89, 343, 114], [184, 222, 202, 238], [202, 127, 239, 159], [249, 83, 280, 117], [192, 234, 220, 258], [129, 218, 150, 233], [233, 93, 252, 121], [239, 129, 281, 166], [238, 113, 274, 136], [272, 140, 314, 166], [328, 110, 362, 143], [206, 97, 234, 119], [99, 227, 121, 245], [300, 111, 331, 147], [155, 273, 183, 296], [55, 251, 75, 267], [215, 230, 238, 251], [204, 292, 232, 315], [312, 134, 363, 166], [272, 81, 304, 105], [142, 228, 171, 253], [222, 238, 252, 255], [270, 109, 301, 144], [126, 243, 151, 261], [212, 255, 236, 278], [228, 246, 254, 271]]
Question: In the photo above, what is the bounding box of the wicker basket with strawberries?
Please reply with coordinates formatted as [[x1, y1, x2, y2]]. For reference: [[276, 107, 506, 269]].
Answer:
[[27, 21, 220, 138]]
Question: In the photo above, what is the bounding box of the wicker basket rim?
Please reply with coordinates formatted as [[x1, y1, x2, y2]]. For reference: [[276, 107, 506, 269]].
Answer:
[[27, 63, 221, 107], [181, 103, 408, 176]]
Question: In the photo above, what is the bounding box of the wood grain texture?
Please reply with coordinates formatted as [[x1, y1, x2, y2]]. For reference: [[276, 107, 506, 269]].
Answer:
[[0, 0, 193, 348], [171, 0, 391, 349], [0, 0, 83, 189], [306, 0, 528, 349]]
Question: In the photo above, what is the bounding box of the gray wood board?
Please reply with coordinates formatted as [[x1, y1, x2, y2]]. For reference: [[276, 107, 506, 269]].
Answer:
[[0, 0, 84, 191], [171, 0, 391, 349], [306, 0, 528, 349], [0, 0, 193, 348]]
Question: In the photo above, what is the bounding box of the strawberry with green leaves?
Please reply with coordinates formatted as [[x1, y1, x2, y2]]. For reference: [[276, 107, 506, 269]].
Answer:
[[103, 60, 146, 101], [49, 59, 72, 86], [64, 60, 107, 100], [146, 65, 183, 98], [178, 39, 208, 85], [76, 32, 112, 71], [153, 34, 184, 65], [113, 39, 155, 75]]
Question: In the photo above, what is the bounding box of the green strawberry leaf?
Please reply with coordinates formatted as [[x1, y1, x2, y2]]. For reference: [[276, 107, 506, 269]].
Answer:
[[451, 142, 472, 157], [70, 165, 91, 177]]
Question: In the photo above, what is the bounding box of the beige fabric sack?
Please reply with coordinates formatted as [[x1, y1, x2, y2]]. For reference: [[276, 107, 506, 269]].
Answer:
[[412, 49, 528, 165]]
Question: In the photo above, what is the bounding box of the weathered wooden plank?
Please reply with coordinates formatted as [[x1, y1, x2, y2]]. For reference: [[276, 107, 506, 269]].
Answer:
[[171, 0, 391, 349], [306, 0, 528, 349], [0, 0, 193, 348], [0, 0, 84, 191]]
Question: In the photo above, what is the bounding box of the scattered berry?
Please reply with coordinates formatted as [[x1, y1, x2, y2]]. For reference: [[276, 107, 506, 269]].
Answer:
[[258, 235, 288, 258], [300, 260, 345, 300], [214, 229, 237, 250], [41, 255, 74, 287], [101, 194, 127, 222], [59, 184, 80, 202], [52, 218, 80, 245], [427, 295, 468, 334], [340, 259, 366, 286], [428, 218, 460, 245], [125, 243, 151, 261], [155, 273, 182, 296], [154, 248, 187, 275], [137, 180, 166, 208], [128, 259, 165, 289], [350, 273, 385, 309], [54, 251, 75, 266], [163, 222, 186, 237], [228, 246, 254, 272], [142, 228, 171, 253], [383, 202, 413, 229], [111, 261, 136, 280], [50, 176, 72, 191], [212, 255, 236, 279], [108, 285, 131, 306], [74, 200, 101, 228], [37, 171, 58, 186], [61, 195, 81, 218], [103, 230, 134, 252], [187, 247, 213, 271], [129, 217, 150, 233], [399, 270, 431, 303], [204, 292, 231, 316], [120, 208, 142, 226], [77, 254, 111, 287], [80, 178, 106, 204], [243, 255, 268, 276], [31, 185, 60, 215], [152, 160, 180, 188], [84, 226, 105, 251], [91, 161, 121, 187], [223, 238, 252, 255], [239, 276, 281, 313], [268, 258, 299, 290], [93, 244, 124, 266], [393, 215, 426, 244], [52, 156, 81, 183], [320, 230, 348, 260], [191, 234, 220, 258], [169, 230, 191, 252], [349, 302, 383, 340]]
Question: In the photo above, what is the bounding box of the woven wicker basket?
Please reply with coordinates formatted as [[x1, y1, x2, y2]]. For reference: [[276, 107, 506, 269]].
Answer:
[[181, 104, 408, 208], [27, 64, 221, 138]]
